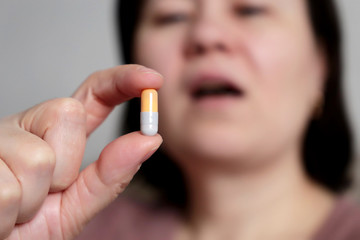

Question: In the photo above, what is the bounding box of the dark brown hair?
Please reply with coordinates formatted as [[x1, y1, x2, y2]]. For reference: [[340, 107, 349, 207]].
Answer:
[[116, 0, 353, 208]]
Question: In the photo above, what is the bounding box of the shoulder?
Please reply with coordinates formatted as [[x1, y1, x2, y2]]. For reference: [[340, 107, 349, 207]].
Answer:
[[313, 195, 360, 240], [76, 196, 180, 240]]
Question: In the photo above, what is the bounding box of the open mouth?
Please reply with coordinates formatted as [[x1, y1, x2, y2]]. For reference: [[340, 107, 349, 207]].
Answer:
[[191, 81, 244, 100]]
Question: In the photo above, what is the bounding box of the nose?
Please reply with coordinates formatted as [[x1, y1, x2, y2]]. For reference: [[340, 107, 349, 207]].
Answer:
[[184, 14, 231, 57]]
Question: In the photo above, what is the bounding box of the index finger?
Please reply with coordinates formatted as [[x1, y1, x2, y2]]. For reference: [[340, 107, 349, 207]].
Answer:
[[72, 64, 163, 136]]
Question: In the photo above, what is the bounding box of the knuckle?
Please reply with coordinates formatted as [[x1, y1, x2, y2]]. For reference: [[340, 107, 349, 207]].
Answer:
[[51, 98, 86, 119], [89, 70, 102, 79], [23, 143, 56, 173], [87, 70, 105, 85], [0, 181, 21, 207]]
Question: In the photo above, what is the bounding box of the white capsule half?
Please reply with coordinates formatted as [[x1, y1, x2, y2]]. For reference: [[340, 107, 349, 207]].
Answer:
[[141, 89, 158, 136], [141, 111, 158, 136]]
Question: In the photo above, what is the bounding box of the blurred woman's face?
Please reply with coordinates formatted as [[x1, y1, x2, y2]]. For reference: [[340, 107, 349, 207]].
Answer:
[[134, 0, 325, 167]]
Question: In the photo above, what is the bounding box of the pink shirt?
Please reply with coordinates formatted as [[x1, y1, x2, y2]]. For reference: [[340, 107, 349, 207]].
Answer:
[[77, 197, 179, 240], [77, 196, 360, 240], [313, 196, 360, 240]]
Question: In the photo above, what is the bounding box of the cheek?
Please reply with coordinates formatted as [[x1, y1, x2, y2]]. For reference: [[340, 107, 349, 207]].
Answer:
[[252, 30, 320, 112], [135, 30, 184, 79], [245, 28, 323, 147]]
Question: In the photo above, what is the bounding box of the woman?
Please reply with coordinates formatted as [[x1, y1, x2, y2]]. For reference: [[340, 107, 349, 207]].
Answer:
[[0, 0, 359, 239], [79, 0, 360, 239]]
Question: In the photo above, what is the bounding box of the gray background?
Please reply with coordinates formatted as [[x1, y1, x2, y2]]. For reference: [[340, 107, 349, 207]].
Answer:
[[0, 1, 359, 194]]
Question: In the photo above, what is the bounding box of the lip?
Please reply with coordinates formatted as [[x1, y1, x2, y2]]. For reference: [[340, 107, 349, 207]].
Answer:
[[186, 69, 245, 109], [189, 72, 241, 95]]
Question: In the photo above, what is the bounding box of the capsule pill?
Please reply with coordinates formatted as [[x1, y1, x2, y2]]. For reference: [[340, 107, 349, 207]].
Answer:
[[140, 89, 158, 136]]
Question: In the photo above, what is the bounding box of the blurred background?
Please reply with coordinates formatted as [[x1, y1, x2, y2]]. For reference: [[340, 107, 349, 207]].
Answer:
[[0, 0, 359, 195]]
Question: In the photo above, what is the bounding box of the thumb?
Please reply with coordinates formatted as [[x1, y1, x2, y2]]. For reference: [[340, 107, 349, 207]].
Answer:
[[60, 131, 162, 236]]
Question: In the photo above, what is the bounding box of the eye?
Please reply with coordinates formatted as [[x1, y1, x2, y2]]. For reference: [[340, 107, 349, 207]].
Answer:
[[154, 13, 189, 26], [234, 5, 266, 17]]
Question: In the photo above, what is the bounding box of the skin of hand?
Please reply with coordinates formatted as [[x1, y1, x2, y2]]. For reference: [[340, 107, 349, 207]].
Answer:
[[0, 65, 163, 240]]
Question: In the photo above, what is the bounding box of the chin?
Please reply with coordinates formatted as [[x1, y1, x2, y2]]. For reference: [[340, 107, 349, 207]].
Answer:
[[173, 123, 263, 168]]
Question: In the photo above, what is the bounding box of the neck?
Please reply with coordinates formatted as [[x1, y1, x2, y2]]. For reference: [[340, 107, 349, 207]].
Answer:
[[178, 149, 334, 240]]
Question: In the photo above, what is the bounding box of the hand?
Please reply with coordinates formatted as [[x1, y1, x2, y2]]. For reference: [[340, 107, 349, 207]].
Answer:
[[0, 65, 163, 240]]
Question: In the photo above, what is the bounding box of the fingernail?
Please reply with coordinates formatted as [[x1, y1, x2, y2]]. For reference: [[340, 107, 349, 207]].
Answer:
[[137, 66, 163, 78]]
